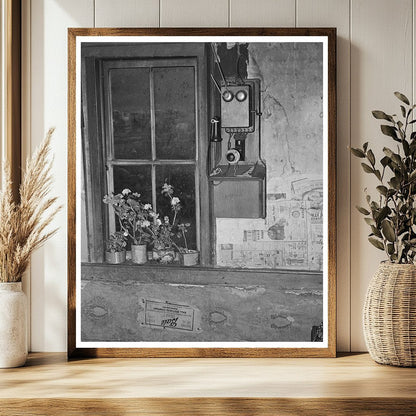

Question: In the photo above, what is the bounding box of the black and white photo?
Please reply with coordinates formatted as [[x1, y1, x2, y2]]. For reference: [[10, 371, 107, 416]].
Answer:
[[68, 29, 336, 357]]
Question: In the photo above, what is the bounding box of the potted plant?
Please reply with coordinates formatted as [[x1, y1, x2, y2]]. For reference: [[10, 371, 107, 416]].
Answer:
[[351, 91, 416, 367], [177, 223, 199, 266], [147, 217, 177, 264], [105, 232, 127, 264], [146, 183, 183, 264], [0, 128, 60, 368], [103, 189, 153, 264]]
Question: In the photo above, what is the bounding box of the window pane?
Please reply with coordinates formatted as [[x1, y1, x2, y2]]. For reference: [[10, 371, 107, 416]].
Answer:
[[153, 67, 196, 160], [113, 165, 152, 204], [156, 165, 196, 250], [110, 68, 151, 159]]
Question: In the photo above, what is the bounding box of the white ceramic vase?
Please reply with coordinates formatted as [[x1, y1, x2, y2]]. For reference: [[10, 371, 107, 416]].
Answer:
[[0, 282, 28, 368]]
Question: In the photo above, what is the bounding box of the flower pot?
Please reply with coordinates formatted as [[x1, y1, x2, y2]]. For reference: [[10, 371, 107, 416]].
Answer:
[[105, 250, 126, 264], [180, 250, 199, 266], [152, 248, 175, 264], [0, 282, 28, 368], [363, 262, 416, 367], [131, 244, 147, 264]]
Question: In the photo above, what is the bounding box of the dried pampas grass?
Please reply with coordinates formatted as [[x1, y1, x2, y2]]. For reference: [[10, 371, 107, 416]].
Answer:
[[0, 128, 61, 283]]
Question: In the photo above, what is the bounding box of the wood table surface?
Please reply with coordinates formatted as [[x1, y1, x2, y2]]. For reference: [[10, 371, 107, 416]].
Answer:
[[1, 352, 415, 415]]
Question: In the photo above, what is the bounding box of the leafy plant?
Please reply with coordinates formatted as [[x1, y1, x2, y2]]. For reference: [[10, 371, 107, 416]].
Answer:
[[106, 232, 127, 253], [176, 223, 191, 253], [351, 92, 416, 263], [146, 183, 182, 251], [103, 189, 155, 245]]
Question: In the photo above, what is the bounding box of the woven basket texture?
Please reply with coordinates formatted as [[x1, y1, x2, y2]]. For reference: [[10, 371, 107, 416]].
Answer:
[[363, 262, 416, 367]]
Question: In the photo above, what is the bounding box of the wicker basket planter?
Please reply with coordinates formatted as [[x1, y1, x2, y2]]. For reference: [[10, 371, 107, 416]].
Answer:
[[363, 262, 416, 367]]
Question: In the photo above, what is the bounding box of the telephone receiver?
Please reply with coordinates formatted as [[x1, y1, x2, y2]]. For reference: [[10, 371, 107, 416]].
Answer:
[[210, 117, 222, 170]]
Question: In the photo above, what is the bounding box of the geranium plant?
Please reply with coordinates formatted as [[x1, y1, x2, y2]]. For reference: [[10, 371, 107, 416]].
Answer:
[[146, 183, 182, 251], [176, 223, 192, 253], [351, 91, 416, 263], [103, 189, 154, 245], [106, 231, 127, 253]]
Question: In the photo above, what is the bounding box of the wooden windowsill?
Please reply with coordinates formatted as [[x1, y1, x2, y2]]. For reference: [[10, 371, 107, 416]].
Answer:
[[82, 261, 322, 275], [1, 353, 415, 415]]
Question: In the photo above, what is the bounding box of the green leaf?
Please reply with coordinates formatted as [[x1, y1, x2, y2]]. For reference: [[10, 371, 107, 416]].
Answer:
[[382, 219, 396, 242], [371, 201, 380, 210], [389, 176, 401, 189], [363, 142, 369, 152], [361, 163, 374, 174], [381, 156, 390, 167], [383, 147, 394, 158], [403, 140, 410, 156], [368, 237, 384, 251], [371, 225, 382, 238], [364, 217, 376, 226], [409, 120, 416, 124], [381, 125, 399, 141], [372, 110, 394, 122], [394, 91, 410, 105], [376, 185, 388, 196], [350, 147, 366, 158], [367, 149, 375, 165], [375, 206, 390, 223], [374, 170, 382, 181], [400, 105, 406, 117], [409, 169, 416, 182], [383, 147, 402, 165], [356, 206, 370, 215], [387, 244, 395, 255]]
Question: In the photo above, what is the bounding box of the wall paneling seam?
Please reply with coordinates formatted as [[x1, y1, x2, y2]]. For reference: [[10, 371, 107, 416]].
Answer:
[[295, 0, 297, 27], [22, 0, 32, 351]]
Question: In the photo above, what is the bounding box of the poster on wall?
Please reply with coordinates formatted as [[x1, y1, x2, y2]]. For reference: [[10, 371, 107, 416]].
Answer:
[[68, 28, 336, 358]]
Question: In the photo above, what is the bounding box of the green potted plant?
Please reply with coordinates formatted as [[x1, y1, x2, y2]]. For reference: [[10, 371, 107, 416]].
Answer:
[[177, 223, 199, 266], [105, 232, 127, 264], [147, 216, 177, 264], [351, 91, 416, 367], [103, 189, 153, 264], [0, 128, 60, 368], [146, 183, 184, 264]]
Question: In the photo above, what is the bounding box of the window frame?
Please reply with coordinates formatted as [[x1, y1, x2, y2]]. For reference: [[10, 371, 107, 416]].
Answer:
[[102, 58, 200, 248], [81, 43, 210, 265]]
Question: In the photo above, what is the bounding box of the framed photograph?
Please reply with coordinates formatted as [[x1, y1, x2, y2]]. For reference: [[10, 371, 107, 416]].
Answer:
[[68, 28, 336, 358]]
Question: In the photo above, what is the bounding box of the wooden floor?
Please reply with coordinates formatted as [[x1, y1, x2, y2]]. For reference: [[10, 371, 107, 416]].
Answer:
[[1, 352, 415, 415]]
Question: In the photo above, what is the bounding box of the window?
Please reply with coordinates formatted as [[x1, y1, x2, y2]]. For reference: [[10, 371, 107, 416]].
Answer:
[[102, 59, 199, 251], [81, 43, 210, 264]]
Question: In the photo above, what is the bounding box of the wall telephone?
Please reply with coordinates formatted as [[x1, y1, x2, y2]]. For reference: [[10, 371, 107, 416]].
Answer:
[[209, 76, 266, 219]]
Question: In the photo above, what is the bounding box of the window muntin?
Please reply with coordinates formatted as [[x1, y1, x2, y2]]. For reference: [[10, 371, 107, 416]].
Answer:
[[103, 59, 199, 251]]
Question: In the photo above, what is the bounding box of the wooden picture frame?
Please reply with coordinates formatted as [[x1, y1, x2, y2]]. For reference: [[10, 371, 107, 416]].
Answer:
[[68, 28, 336, 358]]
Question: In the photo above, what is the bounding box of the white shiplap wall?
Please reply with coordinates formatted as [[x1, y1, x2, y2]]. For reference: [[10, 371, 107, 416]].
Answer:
[[24, 0, 416, 352]]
